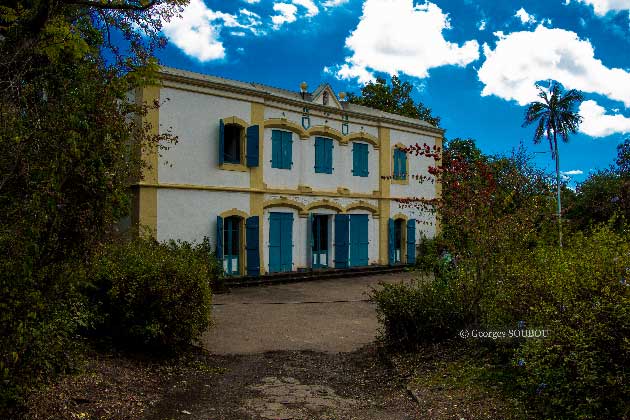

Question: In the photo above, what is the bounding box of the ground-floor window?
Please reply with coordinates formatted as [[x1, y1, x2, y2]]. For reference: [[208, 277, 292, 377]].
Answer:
[[223, 216, 241, 275], [311, 214, 329, 268]]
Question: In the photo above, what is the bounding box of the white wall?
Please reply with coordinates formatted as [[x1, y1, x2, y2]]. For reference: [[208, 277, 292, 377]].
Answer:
[[389, 129, 438, 201], [157, 189, 250, 244], [158, 87, 252, 188]]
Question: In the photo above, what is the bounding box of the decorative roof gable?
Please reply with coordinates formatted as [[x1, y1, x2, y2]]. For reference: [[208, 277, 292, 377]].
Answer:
[[310, 84, 342, 109]]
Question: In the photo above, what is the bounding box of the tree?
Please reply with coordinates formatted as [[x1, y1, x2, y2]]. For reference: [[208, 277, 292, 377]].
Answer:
[[0, 0, 182, 411], [347, 76, 441, 127], [522, 82, 584, 247]]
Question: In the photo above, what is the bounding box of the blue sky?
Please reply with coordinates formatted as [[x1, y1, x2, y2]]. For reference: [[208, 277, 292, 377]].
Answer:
[[155, 0, 630, 185]]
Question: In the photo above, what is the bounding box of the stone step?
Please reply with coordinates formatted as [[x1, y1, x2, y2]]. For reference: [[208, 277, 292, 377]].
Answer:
[[223, 265, 409, 288]]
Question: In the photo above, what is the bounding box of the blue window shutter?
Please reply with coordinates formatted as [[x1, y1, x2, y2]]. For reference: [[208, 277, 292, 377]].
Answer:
[[406, 219, 416, 264], [361, 145, 368, 176], [216, 216, 224, 260], [218, 119, 225, 165], [280, 213, 293, 271], [283, 131, 293, 169], [271, 130, 281, 168], [326, 140, 334, 173], [246, 216, 260, 276], [334, 214, 350, 268], [352, 143, 358, 175], [388, 218, 395, 265], [401, 151, 407, 179], [314, 137, 322, 172], [246, 125, 259, 167], [393, 150, 399, 179]]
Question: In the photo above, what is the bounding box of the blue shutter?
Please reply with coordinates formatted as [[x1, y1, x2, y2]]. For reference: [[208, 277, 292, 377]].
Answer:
[[216, 216, 224, 260], [271, 130, 282, 168], [280, 213, 293, 272], [352, 143, 358, 176], [269, 213, 282, 272], [308, 213, 313, 266], [401, 151, 407, 180], [406, 219, 416, 265], [283, 131, 293, 169], [361, 145, 369, 176], [393, 149, 400, 179], [350, 215, 369, 267], [314, 137, 322, 172], [334, 214, 350, 268], [246, 216, 260, 276], [388, 218, 395, 265], [246, 125, 259, 167], [326, 139, 334, 173], [218, 119, 225, 165]]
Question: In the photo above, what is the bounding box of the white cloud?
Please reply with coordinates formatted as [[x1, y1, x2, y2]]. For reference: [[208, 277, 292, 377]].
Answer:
[[292, 0, 319, 16], [562, 169, 584, 175], [515, 7, 537, 25], [162, 0, 226, 61], [478, 19, 487, 31], [478, 26, 630, 108], [271, 3, 299, 28], [329, 0, 480, 84], [576, 0, 630, 15], [161, 0, 263, 61], [322, 0, 349, 7], [579, 100, 630, 137], [244, 0, 260, 3]]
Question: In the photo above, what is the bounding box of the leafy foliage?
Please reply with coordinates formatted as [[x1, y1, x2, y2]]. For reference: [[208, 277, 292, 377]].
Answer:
[[0, 0, 186, 414], [86, 238, 220, 350], [522, 82, 584, 158], [347, 76, 441, 127]]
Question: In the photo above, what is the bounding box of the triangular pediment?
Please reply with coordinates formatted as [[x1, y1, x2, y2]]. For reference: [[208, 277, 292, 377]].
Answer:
[[311, 84, 342, 109]]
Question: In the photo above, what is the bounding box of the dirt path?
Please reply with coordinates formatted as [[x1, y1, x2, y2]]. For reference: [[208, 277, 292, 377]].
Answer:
[[143, 346, 422, 420], [202, 272, 419, 354], [144, 273, 423, 420]]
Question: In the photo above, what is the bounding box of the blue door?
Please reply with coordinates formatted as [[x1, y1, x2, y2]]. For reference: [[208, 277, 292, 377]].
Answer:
[[334, 214, 350, 268], [269, 212, 293, 273], [349, 214, 369, 267]]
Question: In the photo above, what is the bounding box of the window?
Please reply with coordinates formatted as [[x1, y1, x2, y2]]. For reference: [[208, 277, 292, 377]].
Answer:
[[223, 124, 241, 163], [314, 137, 333, 174], [271, 130, 293, 169], [393, 148, 407, 181], [352, 142, 369, 177]]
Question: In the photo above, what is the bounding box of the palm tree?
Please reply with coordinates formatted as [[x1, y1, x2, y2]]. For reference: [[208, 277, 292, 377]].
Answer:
[[523, 82, 584, 247]]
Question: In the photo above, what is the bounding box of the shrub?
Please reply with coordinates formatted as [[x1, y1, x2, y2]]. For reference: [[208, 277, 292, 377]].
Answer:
[[86, 237, 220, 350], [371, 277, 473, 348], [509, 227, 630, 420], [0, 251, 87, 414]]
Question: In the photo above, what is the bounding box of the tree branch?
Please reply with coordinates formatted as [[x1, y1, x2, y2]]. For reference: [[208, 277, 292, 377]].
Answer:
[[64, 0, 158, 11]]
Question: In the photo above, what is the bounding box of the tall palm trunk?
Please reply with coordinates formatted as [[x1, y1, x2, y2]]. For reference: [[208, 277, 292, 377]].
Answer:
[[554, 132, 562, 247]]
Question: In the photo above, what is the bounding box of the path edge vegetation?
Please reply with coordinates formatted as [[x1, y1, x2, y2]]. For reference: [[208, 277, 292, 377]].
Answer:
[[1, 0, 224, 416], [353, 77, 630, 420]]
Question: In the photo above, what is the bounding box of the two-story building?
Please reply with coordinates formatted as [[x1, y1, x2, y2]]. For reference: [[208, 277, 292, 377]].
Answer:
[[131, 67, 443, 276]]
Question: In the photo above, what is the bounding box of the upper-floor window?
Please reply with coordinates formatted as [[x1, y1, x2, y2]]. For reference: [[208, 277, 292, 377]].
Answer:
[[314, 137, 333, 174], [352, 142, 369, 177], [223, 124, 242, 164], [393, 148, 407, 180], [271, 129, 293, 169]]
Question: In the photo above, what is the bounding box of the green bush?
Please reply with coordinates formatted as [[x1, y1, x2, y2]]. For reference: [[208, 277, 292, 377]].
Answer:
[[508, 227, 630, 420], [371, 277, 473, 347], [0, 251, 87, 413], [86, 237, 220, 350]]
